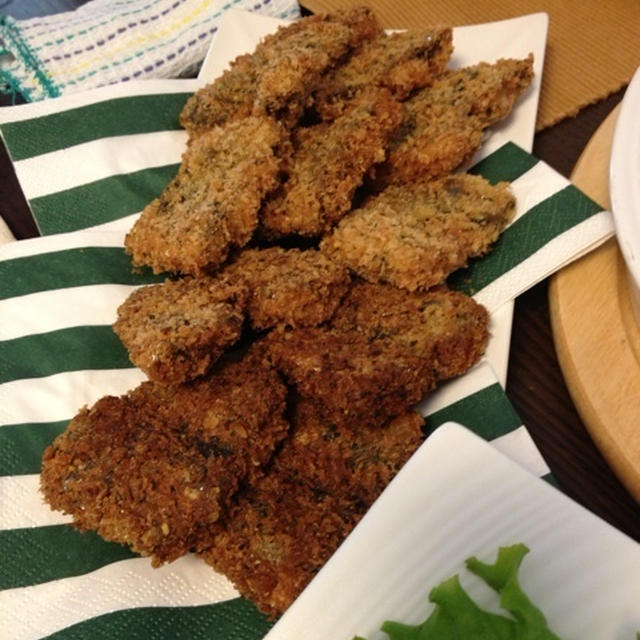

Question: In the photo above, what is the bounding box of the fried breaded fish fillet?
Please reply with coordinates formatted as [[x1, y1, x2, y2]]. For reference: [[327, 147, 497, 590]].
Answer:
[[331, 282, 489, 382], [260, 87, 403, 238], [113, 276, 248, 384], [200, 408, 423, 617], [377, 56, 534, 186], [40, 354, 288, 566], [321, 173, 516, 292], [223, 247, 350, 329], [278, 399, 424, 508], [201, 468, 353, 619], [124, 115, 286, 276], [180, 7, 382, 137], [263, 325, 435, 428], [314, 27, 453, 121]]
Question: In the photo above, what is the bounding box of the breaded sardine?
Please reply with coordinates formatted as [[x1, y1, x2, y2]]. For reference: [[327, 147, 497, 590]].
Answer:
[[278, 399, 424, 507], [124, 115, 286, 276], [321, 173, 516, 292], [200, 408, 423, 617], [40, 354, 288, 566], [314, 27, 453, 121], [180, 7, 383, 137], [377, 56, 534, 185], [263, 325, 435, 428], [223, 247, 350, 329], [113, 275, 248, 384], [260, 87, 403, 238], [201, 468, 353, 618], [331, 281, 489, 382]]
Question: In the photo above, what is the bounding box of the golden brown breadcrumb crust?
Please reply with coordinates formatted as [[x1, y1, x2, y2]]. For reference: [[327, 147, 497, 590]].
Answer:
[[331, 281, 489, 382], [40, 354, 288, 566], [124, 116, 286, 276], [278, 399, 424, 508], [200, 408, 424, 617], [263, 325, 436, 428], [179, 7, 383, 137], [377, 56, 534, 185], [113, 276, 248, 384], [314, 27, 453, 121], [321, 173, 516, 291], [201, 470, 354, 618], [260, 87, 403, 238], [223, 246, 350, 329], [261, 279, 490, 430]]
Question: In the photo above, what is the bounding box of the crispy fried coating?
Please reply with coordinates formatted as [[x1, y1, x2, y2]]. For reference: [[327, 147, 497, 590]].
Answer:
[[263, 326, 435, 428], [382, 104, 485, 186], [201, 469, 352, 618], [223, 247, 350, 329], [200, 407, 424, 617], [124, 116, 286, 276], [113, 276, 248, 384], [260, 87, 403, 238], [40, 354, 288, 566], [331, 282, 489, 382], [278, 400, 424, 507], [254, 7, 382, 123], [179, 53, 256, 138], [179, 7, 383, 137], [446, 55, 535, 127], [321, 173, 516, 292], [378, 56, 534, 185], [314, 27, 453, 121]]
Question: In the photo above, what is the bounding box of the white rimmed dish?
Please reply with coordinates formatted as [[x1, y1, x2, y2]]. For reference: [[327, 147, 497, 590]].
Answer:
[[610, 66, 640, 320], [265, 423, 640, 640]]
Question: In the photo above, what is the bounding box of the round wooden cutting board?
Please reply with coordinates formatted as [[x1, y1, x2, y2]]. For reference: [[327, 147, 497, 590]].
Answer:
[[549, 105, 640, 503]]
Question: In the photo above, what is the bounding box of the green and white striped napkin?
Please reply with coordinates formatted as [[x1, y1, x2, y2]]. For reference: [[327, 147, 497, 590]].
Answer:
[[0, 10, 615, 640]]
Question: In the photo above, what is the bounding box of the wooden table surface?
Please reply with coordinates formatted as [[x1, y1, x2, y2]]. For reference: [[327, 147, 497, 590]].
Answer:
[[1, 8, 638, 543], [514, 91, 640, 540]]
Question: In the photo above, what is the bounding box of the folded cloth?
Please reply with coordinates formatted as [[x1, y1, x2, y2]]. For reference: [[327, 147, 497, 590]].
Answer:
[[0, 0, 301, 102], [0, 10, 614, 640]]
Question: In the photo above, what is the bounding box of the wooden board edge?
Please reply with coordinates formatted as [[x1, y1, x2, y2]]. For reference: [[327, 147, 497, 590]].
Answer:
[[549, 105, 640, 503]]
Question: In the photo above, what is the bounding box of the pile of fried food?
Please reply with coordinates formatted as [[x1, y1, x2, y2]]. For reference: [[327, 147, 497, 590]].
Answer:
[[40, 7, 533, 618]]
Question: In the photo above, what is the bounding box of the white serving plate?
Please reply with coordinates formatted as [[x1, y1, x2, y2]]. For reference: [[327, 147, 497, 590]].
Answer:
[[610, 66, 640, 321], [265, 422, 640, 640]]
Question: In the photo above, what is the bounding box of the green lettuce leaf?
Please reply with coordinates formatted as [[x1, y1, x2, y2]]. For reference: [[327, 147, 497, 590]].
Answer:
[[356, 544, 561, 640]]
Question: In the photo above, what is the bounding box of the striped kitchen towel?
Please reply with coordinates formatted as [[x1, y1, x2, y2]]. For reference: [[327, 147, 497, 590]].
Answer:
[[0, 9, 615, 640], [0, 0, 301, 102]]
